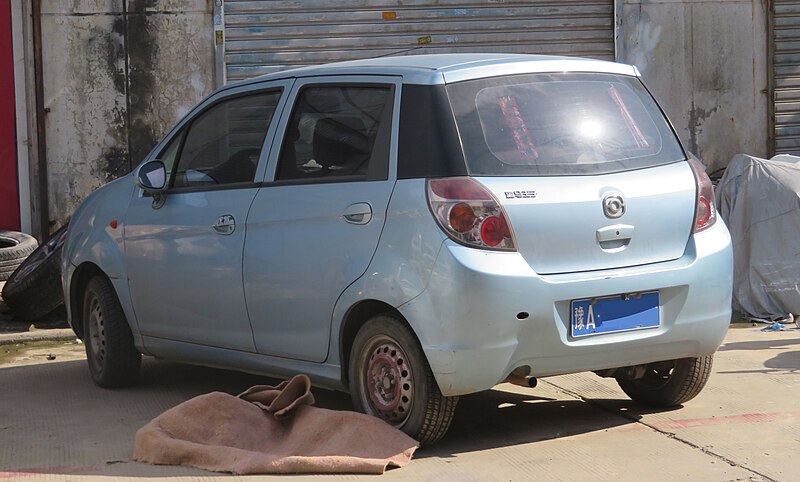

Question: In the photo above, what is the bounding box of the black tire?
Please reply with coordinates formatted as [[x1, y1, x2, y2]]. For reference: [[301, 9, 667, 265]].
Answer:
[[82, 275, 141, 387], [617, 355, 714, 407], [1, 225, 68, 320], [0, 231, 38, 281], [349, 314, 458, 446]]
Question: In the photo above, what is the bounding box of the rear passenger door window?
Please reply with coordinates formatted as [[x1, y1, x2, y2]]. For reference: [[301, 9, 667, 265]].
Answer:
[[171, 91, 282, 189], [275, 85, 393, 182]]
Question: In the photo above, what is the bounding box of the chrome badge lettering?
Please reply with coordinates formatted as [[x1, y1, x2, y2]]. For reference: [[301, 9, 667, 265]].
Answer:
[[504, 190, 537, 199]]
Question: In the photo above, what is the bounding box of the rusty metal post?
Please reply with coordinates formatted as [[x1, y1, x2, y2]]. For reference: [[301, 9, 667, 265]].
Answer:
[[213, 0, 225, 88], [767, 0, 776, 158], [614, 0, 624, 62], [30, 0, 50, 240]]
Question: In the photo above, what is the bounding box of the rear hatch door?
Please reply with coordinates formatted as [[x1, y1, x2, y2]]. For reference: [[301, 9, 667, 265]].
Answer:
[[477, 162, 695, 274], [446, 71, 694, 274]]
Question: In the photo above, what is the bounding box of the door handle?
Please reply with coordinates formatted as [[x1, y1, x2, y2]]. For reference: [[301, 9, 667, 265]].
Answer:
[[342, 203, 373, 225], [213, 214, 236, 235]]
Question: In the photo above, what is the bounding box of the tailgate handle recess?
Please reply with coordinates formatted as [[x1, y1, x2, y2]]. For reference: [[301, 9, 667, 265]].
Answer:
[[597, 224, 634, 252]]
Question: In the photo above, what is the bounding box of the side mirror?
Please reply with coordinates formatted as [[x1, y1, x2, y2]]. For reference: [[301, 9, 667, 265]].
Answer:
[[136, 160, 167, 191]]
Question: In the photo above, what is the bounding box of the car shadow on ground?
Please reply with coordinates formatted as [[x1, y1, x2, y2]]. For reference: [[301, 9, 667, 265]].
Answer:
[[763, 350, 800, 370], [0, 357, 659, 477], [718, 335, 800, 352], [419, 390, 636, 458], [716, 335, 800, 373], [715, 351, 800, 374], [0, 306, 69, 333], [138, 361, 650, 457]]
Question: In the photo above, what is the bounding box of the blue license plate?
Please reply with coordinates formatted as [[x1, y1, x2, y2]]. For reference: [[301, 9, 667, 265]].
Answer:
[[570, 291, 660, 338]]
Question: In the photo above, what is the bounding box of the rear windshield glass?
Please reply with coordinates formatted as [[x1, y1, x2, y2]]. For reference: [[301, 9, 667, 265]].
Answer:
[[446, 73, 685, 176]]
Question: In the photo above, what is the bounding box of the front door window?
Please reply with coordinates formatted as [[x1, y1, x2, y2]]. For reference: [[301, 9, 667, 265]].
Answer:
[[171, 91, 282, 188]]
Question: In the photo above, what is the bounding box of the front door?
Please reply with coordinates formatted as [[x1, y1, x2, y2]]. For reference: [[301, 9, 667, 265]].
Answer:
[[124, 82, 290, 351], [244, 77, 400, 362]]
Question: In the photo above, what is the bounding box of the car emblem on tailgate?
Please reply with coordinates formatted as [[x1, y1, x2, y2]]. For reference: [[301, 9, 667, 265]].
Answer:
[[602, 193, 625, 219]]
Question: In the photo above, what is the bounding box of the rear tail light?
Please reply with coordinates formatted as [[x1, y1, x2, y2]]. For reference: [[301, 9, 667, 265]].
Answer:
[[688, 157, 717, 233], [427, 178, 516, 251]]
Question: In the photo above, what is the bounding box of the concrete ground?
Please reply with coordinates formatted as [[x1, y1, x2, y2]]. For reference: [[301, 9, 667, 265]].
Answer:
[[0, 280, 72, 342], [0, 325, 797, 481]]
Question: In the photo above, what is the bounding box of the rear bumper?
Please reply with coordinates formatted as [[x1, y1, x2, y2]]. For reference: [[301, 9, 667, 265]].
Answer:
[[398, 220, 733, 397]]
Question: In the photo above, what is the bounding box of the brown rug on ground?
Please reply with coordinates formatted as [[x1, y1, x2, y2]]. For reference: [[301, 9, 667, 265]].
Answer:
[[133, 374, 418, 474]]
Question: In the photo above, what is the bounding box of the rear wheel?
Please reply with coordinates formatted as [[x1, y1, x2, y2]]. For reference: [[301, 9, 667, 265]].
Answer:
[[83, 276, 141, 387], [617, 355, 713, 407], [349, 314, 458, 445]]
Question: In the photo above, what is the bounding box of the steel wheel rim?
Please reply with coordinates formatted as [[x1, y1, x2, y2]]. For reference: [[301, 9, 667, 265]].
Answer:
[[359, 335, 414, 427], [87, 294, 106, 373]]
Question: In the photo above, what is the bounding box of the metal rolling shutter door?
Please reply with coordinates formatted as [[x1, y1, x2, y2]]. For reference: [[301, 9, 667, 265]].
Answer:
[[220, 0, 615, 83], [774, 1, 800, 154]]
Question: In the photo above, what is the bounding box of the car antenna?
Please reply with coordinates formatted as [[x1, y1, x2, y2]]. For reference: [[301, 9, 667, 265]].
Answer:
[[372, 45, 428, 59]]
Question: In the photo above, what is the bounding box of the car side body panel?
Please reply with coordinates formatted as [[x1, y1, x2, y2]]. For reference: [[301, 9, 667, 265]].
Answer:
[[62, 176, 141, 340], [141, 335, 346, 391], [125, 187, 260, 352], [326, 179, 447, 368], [244, 76, 401, 363]]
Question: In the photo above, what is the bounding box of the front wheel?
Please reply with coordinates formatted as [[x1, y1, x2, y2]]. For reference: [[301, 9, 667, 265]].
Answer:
[[83, 275, 141, 387], [617, 355, 714, 407], [348, 314, 458, 445]]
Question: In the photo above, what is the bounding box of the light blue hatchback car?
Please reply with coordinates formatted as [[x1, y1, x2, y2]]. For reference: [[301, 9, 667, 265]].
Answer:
[[62, 54, 732, 444]]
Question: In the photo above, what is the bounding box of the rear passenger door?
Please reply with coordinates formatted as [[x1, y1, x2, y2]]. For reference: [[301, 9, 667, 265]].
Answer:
[[244, 76, 400, 362]]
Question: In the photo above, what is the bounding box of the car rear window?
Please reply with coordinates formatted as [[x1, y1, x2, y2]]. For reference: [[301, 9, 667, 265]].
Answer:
[[446, 73, 686, 176]]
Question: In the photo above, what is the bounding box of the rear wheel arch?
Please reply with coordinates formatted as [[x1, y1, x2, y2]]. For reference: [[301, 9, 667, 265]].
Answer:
[[346, 310, 459, 445], [339, 299, 409, 388]]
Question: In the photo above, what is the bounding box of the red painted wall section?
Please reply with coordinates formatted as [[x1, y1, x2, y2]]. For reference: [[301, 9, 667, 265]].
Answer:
[[0, 0, 20, 231]]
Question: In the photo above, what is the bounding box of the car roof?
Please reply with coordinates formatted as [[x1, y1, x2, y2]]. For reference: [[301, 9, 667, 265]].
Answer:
[[228, 53, 640, 88]]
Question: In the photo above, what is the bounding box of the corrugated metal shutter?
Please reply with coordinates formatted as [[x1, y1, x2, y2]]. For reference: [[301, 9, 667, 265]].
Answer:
[[773, 1, 800, 154], [220, 0, 615, 83]]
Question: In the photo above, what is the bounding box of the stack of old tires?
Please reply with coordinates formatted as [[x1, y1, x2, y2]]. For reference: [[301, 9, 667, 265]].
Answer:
[[1, 226, 67, 321], [0, 231, 38, 281]]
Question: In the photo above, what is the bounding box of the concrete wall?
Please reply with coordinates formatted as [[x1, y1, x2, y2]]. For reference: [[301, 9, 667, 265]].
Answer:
[[40, 0, 214, 228], [618, 0, 768, 172], [33, 0, 768, 227]]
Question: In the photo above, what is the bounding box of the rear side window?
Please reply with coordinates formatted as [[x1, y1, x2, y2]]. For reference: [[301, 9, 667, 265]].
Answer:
[[447, 73, 685, 176], [172, 91, 281, 188], [276, 85, 392, 182]]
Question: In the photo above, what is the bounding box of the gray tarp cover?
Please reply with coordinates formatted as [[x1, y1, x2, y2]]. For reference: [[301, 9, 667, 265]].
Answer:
[[715, 154, 800, 318]]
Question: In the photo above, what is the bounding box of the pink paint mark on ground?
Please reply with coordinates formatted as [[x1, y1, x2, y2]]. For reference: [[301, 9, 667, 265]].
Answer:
[[618, 409, 800, 432], [0, 464, 100, 478]]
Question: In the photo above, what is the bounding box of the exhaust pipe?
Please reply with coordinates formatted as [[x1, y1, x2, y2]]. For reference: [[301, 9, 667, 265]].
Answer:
[[505, 374, 538, 388]]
